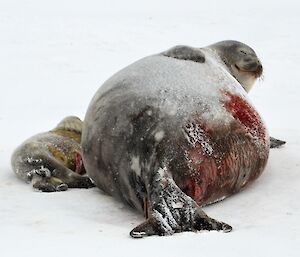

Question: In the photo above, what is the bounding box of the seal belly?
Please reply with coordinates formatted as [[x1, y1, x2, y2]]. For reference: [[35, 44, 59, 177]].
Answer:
[[175, 91, 269, 205], [179, 131, 268, 205]]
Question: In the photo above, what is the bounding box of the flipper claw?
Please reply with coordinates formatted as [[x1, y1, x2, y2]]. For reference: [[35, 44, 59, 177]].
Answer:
[[130, 217, 166, 238], [221, 223, 233, 233]]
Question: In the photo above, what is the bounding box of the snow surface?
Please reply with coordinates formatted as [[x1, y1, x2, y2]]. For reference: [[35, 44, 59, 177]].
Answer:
[[0, 0, 299, 256]]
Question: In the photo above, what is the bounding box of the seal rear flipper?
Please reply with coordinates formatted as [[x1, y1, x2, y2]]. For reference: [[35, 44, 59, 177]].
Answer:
[[130, 167, 232, 238], [270, 136, 286, 148], [162, 45, 205, 63]]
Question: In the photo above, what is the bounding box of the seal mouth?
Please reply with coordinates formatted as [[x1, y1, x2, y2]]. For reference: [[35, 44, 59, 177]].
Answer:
[[234, 64, 263, 78]]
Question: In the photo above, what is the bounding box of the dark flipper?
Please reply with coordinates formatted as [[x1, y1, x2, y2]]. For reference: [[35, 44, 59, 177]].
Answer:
[[270, 137, 286, 149], [39, 154, 95, 189], [162, 45, 205, 63], [22, 154, 94, 192], [130, 167, 232, 238], [31, 168, 94, 192], [32, 175, 68, 192], [52, 167, 95, 189]]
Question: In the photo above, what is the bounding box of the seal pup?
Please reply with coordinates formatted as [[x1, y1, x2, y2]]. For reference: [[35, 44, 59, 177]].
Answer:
[[82, 40, 270, 237], [11, 116, 94, 192]]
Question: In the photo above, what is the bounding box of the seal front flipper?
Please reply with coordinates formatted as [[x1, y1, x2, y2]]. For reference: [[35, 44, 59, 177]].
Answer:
[[12, 147, 94, 192], [32, 165, 94, 192], [162, 45, 205, 63], [130, 167, 232, 238], [270, 136, 286, 148], [32, 175, 68, 192], [51, 163, 95, 189]]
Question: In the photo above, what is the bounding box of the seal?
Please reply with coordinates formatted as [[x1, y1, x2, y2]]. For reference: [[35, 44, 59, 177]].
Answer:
[[81, 40, 270, 238], [11, 116, 94, 192]]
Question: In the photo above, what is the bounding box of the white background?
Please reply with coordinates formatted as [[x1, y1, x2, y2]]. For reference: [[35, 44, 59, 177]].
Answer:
[[0, 0, 299, 256]]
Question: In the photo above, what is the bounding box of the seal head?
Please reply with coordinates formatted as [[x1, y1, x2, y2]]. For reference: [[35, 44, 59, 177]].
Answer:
[[207, 40, 263, 92], [52, 116, 83, 144], [55, 116, 83, 134]]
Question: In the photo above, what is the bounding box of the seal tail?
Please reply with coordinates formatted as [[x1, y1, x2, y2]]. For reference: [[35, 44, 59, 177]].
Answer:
[[130, 167, 232, 238]]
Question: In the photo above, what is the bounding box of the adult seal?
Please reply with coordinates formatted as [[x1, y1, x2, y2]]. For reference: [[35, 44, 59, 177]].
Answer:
[[82, 41, 274, 238], [11, 116, 94, 192]]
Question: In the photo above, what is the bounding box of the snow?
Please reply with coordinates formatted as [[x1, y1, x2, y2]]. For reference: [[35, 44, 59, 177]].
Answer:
[[130, 155, 141, 176], [0, 0, 299, 256], [154, 130, 165, 142]]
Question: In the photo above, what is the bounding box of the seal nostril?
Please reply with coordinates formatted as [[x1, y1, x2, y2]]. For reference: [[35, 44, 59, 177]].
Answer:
[[256, 64, 263, 77], [257, 64, 263, 71]]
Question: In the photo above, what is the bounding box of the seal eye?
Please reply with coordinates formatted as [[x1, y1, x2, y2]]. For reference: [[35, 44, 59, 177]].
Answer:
[[234, 64, 240, 71]]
